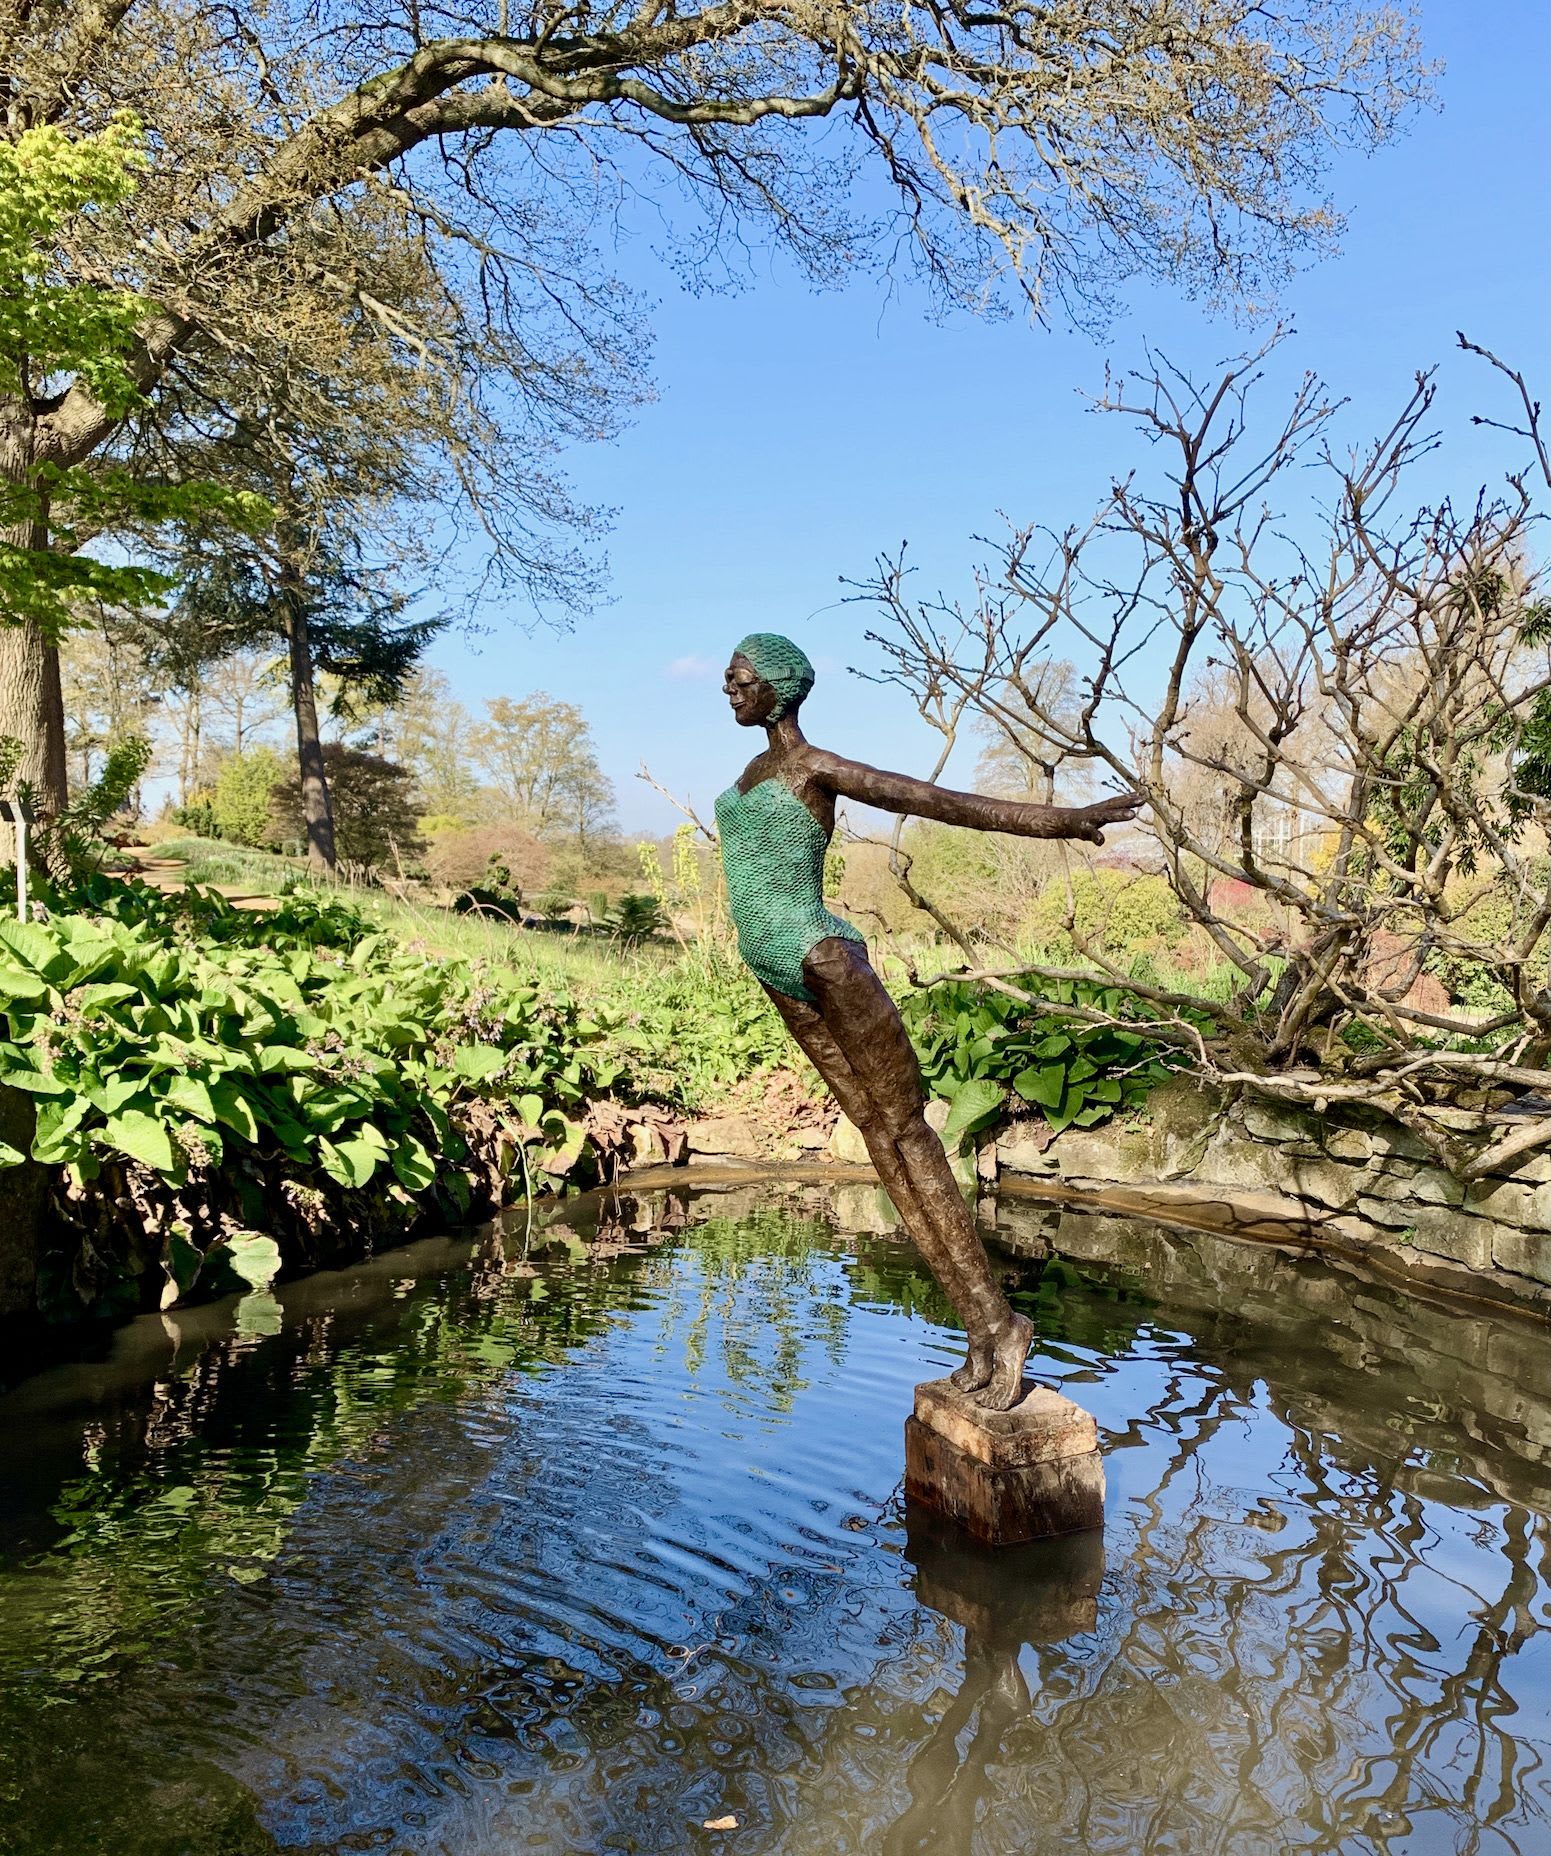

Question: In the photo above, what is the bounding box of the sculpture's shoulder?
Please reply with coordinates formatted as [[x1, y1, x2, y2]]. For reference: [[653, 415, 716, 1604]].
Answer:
[[793, 743, 849, 788]]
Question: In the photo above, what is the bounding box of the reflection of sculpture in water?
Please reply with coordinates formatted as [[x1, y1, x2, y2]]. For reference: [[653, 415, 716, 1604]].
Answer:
[[716, 633, 1140, 1408], [886, 1513, 1106, 1856]]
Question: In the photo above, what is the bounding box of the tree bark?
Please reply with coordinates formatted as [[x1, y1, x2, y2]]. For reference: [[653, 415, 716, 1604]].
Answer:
[[282, 576, 336, 871], [0, 402, 69, 818], [177, 681, 201, 806]]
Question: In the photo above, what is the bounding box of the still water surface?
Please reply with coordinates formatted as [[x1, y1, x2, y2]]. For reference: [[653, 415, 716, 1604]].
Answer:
[[0, 1183, 1547, 1855]]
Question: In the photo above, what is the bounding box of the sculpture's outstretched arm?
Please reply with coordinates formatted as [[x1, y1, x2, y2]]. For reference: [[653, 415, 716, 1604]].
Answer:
[[810, 750, 1142, 842]]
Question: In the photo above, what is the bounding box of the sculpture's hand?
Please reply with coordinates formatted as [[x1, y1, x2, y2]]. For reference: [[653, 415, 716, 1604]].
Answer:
[[1068, 791, 1144, 844]]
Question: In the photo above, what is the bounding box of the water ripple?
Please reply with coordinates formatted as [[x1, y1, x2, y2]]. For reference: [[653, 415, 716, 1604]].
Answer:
[[0, 1185, 1546, 1855]]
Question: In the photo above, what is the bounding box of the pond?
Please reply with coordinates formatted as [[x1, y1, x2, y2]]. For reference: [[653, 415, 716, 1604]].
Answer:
[[0, 1181, 1547, 1855]]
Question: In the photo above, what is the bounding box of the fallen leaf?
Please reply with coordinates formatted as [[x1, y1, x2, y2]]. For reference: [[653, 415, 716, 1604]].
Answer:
[[702, 1815, 739, 1831]]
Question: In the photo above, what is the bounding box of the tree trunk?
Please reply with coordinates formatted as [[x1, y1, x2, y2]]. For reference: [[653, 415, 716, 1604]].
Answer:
[[283, 579, 336, 871], [177, 682, 202, 806], [0, 403, 69, 818]]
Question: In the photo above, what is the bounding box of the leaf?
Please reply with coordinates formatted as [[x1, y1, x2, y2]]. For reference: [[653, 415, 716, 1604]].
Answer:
[[941, 1077, 1006, 1145], [88, 1074, 147, 1117], [0, 1138, 26, 1167], [703, 1816, 739, 1832], [73, 980, 139, 1015], [1, 1067, 69, 1095], [254, 1045, 318, 1074], [391, 1135, 436, 1192], [100, 1108, 175, 1174], [1013, 1064, 1067, 1110], [163, 1074, 217, 1123], [202, 1231, 282, 1294], [319, 1136, 380, 1189], [0, 919, 74, 980], [160, 1228, 203, 1310], [0, 963, 49, 1002], [209, 1084, 259, 1145], [453, 1044, 507, 1084]]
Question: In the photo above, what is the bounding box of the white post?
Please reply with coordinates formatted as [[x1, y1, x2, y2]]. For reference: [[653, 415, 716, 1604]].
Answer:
[[15, 813, 25, 922]]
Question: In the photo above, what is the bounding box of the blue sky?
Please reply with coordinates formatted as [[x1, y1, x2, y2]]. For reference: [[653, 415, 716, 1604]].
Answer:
[[423, 1, 1550, 837]]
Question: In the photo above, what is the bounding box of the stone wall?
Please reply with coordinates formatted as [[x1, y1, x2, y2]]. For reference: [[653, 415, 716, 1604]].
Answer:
[[989, 1077, 1551, 1312], [611, 1080, 1551, 1316]]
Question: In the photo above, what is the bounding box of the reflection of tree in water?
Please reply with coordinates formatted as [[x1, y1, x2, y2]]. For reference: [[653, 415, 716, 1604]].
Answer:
[[0, 1224, 667, 1686], [895, 1203, 1551, 1855], [647, 1200, 850, 1416]]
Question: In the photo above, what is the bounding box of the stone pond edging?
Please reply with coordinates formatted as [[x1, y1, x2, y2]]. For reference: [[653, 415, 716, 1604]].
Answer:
[[663, 1078, 1551, 1320], [5, 1076, 1545, 1327]]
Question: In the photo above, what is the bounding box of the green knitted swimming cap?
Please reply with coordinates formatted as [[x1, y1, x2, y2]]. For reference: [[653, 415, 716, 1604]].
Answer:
[[734, 633, 815, 720]]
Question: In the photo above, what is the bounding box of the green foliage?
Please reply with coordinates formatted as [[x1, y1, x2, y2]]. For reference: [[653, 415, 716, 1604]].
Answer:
[[1422, 884, 1532, 1014], [1023, 870, 1186, 958], [35, 735, 151, 875], [599, 941, 790, 1112], [900, 974, 1206, 1138], [170, 794, 221, 839], [900, 823, 1004, 925], [60, 869, 371, 953], [0, 877, 624, 1317], [610, 893, 665, 941], [211, 747, 285, 847], [0, 118, 148, 415], [268, 743, 425, 869], [1507, 600, 1551, 817], [0, 120, 269, 637]]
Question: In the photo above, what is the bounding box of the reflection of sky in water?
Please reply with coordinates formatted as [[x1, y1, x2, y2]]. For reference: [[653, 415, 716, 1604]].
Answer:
[[0, 1186, 1546, 1855]]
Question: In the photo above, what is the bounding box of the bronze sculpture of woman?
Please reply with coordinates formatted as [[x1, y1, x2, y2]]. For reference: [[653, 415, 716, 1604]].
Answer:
[[714, 634, 1140, 1410]]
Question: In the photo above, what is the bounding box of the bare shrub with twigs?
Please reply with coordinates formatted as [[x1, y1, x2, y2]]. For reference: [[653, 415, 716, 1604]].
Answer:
[[858, 335, 1551, 1176]]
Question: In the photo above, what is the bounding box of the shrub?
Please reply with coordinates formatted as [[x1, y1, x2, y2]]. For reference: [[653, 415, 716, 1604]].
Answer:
[[422, 821, 550, 896], [611, 893, 665, 941], [453, 880, 524, 923], [1023, 868, 1185, 959], [211, 747, 285, 847], [268, 744, 426, 869], [170, 793, 221, 838], [899, 972, 1207, 1142], [0, 882, 625, 1318]]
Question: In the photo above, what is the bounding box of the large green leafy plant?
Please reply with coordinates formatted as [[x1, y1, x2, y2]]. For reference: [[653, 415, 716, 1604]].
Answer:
[[0, 883, 622, 1316], [900, 975, 1206, 1146]]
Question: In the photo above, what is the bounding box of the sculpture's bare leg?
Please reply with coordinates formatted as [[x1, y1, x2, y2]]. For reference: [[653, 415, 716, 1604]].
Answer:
[[765, 985, 983, 1370], [772, 937, 1033, 1410]]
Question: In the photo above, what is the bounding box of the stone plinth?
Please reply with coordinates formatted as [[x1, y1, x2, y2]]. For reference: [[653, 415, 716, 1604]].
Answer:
[[905, 1377, 1104, 1546]]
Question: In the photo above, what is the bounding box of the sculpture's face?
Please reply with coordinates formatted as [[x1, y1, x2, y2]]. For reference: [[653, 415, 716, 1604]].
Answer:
[[724, 653, 781, 727]]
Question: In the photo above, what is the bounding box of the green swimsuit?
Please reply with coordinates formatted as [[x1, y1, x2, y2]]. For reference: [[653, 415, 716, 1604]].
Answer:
[[714, 776, 865, 1002]]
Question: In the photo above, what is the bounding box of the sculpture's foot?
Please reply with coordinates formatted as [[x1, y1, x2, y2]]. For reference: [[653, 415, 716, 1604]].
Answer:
[[949, 1336, 995, 1394], [970, 1313, 1034, 1411]]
